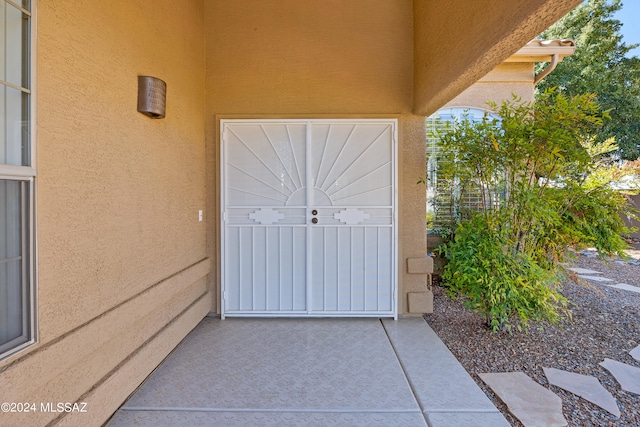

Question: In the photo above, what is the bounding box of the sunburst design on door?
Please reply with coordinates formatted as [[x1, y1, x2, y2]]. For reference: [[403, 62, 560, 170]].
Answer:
[[225, 123, 306, 206], [311, 123, 393, 206], [225, 122, 393, 207]]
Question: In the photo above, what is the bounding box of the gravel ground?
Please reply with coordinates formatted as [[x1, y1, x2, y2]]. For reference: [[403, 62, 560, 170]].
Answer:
[[425, 249, 640, 426]]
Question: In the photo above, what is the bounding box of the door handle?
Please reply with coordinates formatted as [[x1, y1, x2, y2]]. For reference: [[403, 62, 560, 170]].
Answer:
[[311, 209, 318, 215], [311, 218, 318, 224]]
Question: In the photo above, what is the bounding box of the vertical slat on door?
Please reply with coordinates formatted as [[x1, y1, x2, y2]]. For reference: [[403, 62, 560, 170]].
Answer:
[[336, 228, 350, 311], [280, 227, 293, 311], [225, 227, 238, 311], [266, 227, 278, 310], [291, 228, 296, 310], [364, 227, 379, 311], [240, 228, 253, 310], [350, 227, 365, 311], [253, 227, 265, 311], [378, 227, 393, 311], [310, 227, 325, 312], [294, 227, 306, 310]]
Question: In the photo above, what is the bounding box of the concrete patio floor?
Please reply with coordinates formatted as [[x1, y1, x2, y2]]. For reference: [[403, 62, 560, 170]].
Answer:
[[105, 317, 509, 426]]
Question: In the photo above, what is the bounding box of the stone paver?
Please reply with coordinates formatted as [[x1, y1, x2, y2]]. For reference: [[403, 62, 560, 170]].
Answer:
[[479, 372, 567, 427], [577, 275, 614, 282], [630, 345, 640, 362], [566, 267, 603, 275], [607, 283, 640, 294], [600, 358, 640, 395], [543, 367, 620, 417]]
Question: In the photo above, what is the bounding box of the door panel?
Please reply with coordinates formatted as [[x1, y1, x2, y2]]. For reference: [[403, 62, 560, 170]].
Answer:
[[309, 226, 393, 313], [225, 225, 307, 313], [222, 119, 396, 317]]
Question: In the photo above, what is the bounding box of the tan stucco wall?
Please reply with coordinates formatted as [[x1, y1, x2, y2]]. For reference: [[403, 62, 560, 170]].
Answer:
[[0, 1, 209, 426], [413, 0, 581, 115], [205, 0, 428, 316], [205, 0, 413, 115], [443, 62, 535, 110]]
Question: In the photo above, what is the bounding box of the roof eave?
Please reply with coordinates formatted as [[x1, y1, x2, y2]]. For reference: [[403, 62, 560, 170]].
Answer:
[[505, 39, 576, 63]]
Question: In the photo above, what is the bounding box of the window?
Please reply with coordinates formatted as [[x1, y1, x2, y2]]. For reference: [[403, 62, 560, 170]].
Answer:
[[1, 0, 35, 360], [426, 107, 503, 234]]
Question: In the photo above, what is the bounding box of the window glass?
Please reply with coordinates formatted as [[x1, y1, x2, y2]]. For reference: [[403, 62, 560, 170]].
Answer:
[[1, 1, 30, 88], [0, 179, 30, 354], [0, 85, 30, 166]]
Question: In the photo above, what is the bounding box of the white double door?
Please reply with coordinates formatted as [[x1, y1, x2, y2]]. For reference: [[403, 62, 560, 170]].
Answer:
[[221, 119, 397, 317]]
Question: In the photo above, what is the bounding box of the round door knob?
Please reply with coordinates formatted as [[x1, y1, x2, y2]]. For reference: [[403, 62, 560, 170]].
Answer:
[[311, 209, 318, 215], [311, 218, 318, 224]]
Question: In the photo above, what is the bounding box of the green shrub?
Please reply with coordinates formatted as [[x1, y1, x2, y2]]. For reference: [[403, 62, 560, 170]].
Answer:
[[435, 90, 638, 332], [440, 215, 569, 332]]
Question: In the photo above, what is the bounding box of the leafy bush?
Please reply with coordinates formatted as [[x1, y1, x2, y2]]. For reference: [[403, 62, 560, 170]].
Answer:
[[440, 215, 569, 332], [436, 90, 638, 331]]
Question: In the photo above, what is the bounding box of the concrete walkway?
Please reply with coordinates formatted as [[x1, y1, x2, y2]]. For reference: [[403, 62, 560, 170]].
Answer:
[[105, 318, 508, 426]]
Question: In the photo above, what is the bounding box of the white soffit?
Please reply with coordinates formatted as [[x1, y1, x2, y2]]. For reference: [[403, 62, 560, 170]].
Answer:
[[505, 39, 576, 63]]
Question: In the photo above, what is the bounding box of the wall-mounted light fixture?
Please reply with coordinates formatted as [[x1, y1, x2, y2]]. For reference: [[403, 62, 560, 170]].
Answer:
[[137, 76, 166, 119]]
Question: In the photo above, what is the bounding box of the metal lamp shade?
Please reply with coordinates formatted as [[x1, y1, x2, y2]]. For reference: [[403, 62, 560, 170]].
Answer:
[[137, 76, 166, 119]]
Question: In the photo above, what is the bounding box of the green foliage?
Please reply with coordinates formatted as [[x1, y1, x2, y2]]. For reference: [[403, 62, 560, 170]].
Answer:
[[538, 0, 640, 160], [440, 215, 569, 332], [426, 111, 505, 237], [437, 90, 638, 332], [425, 211, 434, 230]]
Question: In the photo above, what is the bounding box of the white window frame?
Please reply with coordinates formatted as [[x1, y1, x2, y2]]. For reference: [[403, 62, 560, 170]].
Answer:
[[0, 0, 36, 362]]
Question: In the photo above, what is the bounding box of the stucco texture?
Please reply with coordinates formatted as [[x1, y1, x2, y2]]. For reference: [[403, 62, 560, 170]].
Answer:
[[0, 1, 209, 426], [413, 0, 582, 115], [206, 0, 413, 115], [205, 0, 428, 316], [443, 63, 535, 111]]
